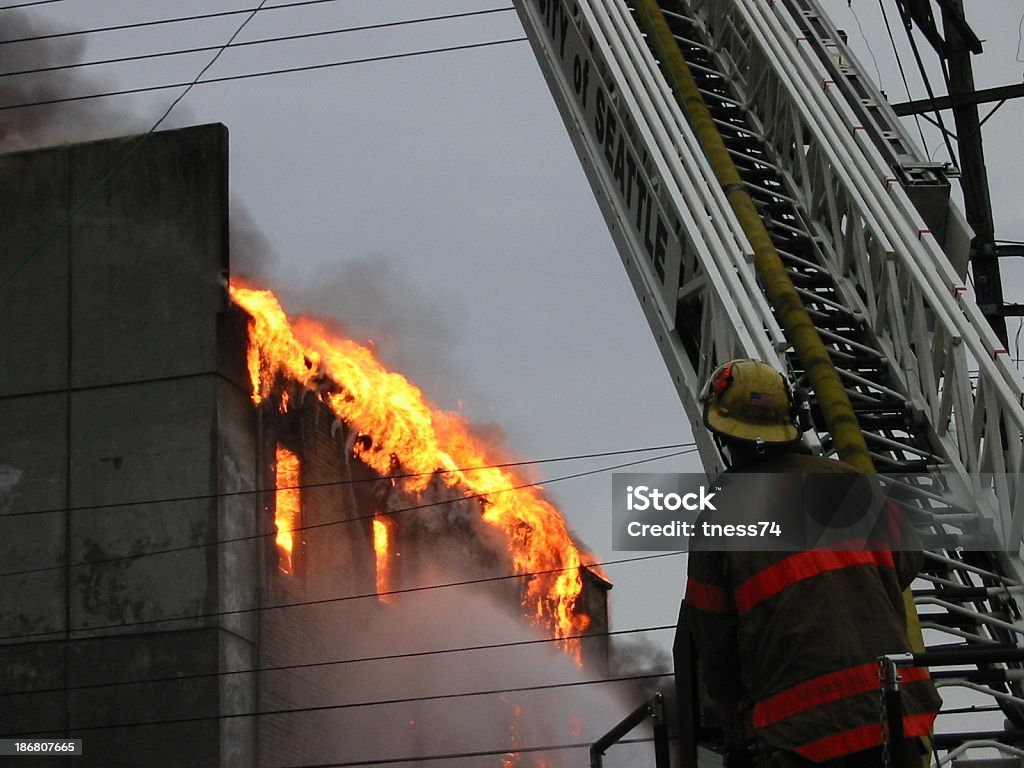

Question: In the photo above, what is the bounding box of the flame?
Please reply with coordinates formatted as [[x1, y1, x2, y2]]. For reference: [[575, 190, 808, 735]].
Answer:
[[231, 279, 601, 657], [274, 444, 301, 575], [373, 518, 392, 602], [502, 702, 524, 768], [502, 701, 555, 768]]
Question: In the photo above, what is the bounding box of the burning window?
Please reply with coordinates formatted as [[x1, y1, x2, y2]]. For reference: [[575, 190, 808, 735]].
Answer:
[[274, 444, 301, 575], [372, 517, 392, 603]]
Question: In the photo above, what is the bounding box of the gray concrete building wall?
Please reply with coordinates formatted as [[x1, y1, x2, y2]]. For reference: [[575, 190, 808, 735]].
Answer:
[[0, 123, 259, 767]]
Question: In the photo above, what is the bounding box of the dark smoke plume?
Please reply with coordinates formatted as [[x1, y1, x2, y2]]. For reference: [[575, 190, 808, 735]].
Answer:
[[0, 11, 145, 152]]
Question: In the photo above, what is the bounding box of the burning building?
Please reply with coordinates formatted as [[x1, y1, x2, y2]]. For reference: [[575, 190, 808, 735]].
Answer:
[[0, 124, 610, 767]]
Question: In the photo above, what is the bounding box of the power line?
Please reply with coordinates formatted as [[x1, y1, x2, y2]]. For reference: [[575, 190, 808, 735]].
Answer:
[[1017, 10, 1024, 63], [0, 0, 348, 44], [1014, 317, 1023, 368], [1, 623, 677, 697], [2, 441, 696, 521], [0, 37, 529, 113], [12, 672, 672, 736], [876, 0, 929, 155], [0, 447, 695, 584], [0, 8, 516, 78], [0, 539, 685, 643], [0, 1, 271, 289], [0, 0, 68, 9], [0, 35, 528, 289], [0, 548, 682, 641], [847, 3, 883, 88], [891, 0, 958, 166], [278, 738, 661, 768], [278, 738, 660, 768]]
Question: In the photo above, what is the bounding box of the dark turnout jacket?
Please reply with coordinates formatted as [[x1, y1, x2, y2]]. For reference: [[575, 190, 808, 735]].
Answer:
[[685, 453, 941, 761]]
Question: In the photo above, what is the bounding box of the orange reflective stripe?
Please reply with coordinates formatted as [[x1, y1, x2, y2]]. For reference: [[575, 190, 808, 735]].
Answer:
[[754, 663, 932, 728], [795, 712, 936, 761], [685, 579, 730, 613], [734, 550, 896, 615]]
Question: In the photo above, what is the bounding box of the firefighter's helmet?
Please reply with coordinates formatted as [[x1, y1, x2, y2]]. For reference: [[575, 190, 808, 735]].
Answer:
[[700, 359, 801, 445]]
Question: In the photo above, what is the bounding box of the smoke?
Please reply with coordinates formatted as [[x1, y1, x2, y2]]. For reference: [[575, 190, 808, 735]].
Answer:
[[230, 219, 499, 420], [610, 635, 672, 691], [0, 11, 148, 152], [609, 633, 676, 734], [266, 580, 657, 768], [232, 245, 492, 425]]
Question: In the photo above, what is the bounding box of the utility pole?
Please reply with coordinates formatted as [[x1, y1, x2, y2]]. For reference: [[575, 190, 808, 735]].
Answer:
[[940, 0, 1009, 345]]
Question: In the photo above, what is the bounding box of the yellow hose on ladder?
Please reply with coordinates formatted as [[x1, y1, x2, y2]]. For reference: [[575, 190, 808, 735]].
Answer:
[[634, 0, 872, 473], [630, 0, 928, 686]]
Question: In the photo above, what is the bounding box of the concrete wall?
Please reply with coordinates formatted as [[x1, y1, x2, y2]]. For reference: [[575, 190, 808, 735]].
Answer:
[[0, 124, 258, 767]]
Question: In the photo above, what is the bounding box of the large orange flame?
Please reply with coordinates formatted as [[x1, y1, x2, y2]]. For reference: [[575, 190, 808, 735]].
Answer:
[[274, 444, 301, 575], [230, 279, 600, 656]]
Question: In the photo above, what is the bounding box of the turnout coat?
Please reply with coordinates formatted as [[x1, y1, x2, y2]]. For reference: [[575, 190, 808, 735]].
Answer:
[[684, 452, 941, 761]]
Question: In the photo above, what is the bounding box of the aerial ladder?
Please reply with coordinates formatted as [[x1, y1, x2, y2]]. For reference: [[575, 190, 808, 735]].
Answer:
[[511, 0, 1024, 765]]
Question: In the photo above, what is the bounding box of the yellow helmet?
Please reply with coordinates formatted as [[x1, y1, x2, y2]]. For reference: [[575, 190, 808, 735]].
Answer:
[[701, 359, 801, 445]]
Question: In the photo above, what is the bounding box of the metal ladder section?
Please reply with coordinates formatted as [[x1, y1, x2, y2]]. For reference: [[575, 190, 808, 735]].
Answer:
[[512, 0, 1024, 757], [644, 0, 1024, 748]]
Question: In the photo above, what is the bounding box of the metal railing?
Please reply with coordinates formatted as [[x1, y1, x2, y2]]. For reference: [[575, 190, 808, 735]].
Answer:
[[589, 692, 671, 768]]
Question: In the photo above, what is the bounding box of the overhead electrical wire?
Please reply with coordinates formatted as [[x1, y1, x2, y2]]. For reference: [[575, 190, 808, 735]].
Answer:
[[0, 0, 350, 44], [0, 0, 68, 9], [0, 447, 696, 585], [0, 0, 272, 289], [1015, 318, 1023, 368], [0, 544, 686, 642], [10, 672, 673, 736], [0, 37, 529, 113], [1017, 10, 1024, 63], [846, 3, 884, 91], [889, 0, 958, 165], [0, 7, 522, 290], [0, 36, 527, 290], [276, 737, 662, 768], [0, 8, 517, 78], [875, 0, 929, 156], [1, 623, 677, 697], [2, 441, 697, 521]]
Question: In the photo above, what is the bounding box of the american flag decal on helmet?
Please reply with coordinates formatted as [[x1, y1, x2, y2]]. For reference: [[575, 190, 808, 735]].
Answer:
[[750, 391, 774, 407]]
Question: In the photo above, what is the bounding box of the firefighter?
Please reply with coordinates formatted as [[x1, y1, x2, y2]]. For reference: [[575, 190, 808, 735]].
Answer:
[[685, 359, 940, 768]]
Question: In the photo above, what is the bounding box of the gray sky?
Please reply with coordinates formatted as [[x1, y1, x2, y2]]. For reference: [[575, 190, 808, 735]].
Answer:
[[6, 0, 1023, 727]]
